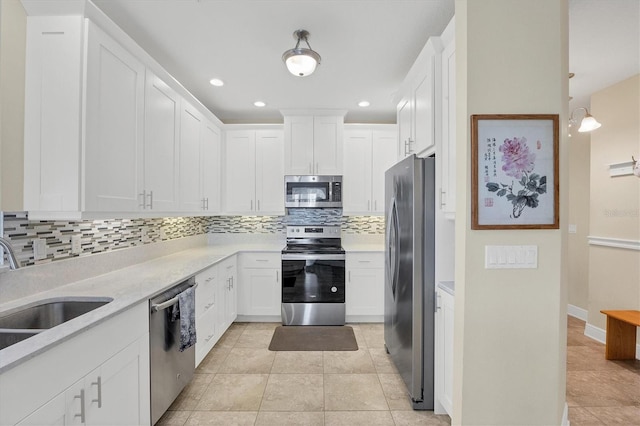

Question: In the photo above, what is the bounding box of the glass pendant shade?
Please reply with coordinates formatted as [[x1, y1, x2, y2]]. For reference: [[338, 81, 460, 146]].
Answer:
[[282, 30, 321, 77], [578, 114, 602, 132]]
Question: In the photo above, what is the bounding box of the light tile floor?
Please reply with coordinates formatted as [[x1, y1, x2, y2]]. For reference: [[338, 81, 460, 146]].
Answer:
[[158, 322, 451, 426], [159, 317, 640, 425], [566, 316, 640, 425]]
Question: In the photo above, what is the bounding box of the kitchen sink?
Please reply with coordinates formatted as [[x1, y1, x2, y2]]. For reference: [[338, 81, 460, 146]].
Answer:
[[0, 297, 113, 332], [0, 330, 40, 351]]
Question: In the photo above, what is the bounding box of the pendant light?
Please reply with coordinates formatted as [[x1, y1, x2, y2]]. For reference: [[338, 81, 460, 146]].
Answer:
[[282, 30, 321, 77], [569, 107, 602, 133]]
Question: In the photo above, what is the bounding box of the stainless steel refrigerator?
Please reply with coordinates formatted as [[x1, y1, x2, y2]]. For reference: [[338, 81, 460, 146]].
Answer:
[[384, 154, 435, 410]]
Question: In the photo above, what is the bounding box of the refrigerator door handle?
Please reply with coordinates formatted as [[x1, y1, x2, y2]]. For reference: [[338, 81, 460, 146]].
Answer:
[[386, 195, 400, 300]]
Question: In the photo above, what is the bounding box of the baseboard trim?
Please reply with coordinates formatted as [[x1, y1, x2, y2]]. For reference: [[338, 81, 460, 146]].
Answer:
[[567, 304, 588, 321], [562, 402, 570, 426]]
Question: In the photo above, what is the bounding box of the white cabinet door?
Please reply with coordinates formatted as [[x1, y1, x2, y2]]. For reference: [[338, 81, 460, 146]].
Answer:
[[313, 116, 343, 175], [284, 116, 314, 175], [413, 71, 435, 155], [196, 265, 219, 365], [201, 121, 222, 213], [238, 253, 281, 317], [144, 70, 180, 212], [397, 98, 413, 159], [435, 286, 454, 416], [84, 21, 145, 213], [179, 102, 203, 211], [371, 131, 398, 213], [219, 256, 238, 330], [441, 38, 456, 218], [255, 131, 284, 214], [224, 130, 256, 214], [24, 16, 83, 213], [84, 337, 149, 426], [343, 130, 372, 214], [345, 252, 384, 320], [16, 393, 67, 426]]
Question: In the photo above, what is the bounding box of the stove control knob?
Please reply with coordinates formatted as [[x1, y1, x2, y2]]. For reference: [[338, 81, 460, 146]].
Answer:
[[331, 286, 337, 293]]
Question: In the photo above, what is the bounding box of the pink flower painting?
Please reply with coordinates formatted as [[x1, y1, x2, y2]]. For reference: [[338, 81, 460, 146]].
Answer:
[[486, 136, 547, 219]]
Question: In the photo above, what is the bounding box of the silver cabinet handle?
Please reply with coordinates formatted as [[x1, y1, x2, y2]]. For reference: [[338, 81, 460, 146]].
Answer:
[[205, 334, 214, 342], [436, 292, 442, 312], [91, 376, 102, 408], [139, 190, 147, 209], [276, 270, 279, 282], [148, 190, 153, 209], [206, 198, 209, 210], [368, 200, 371, 211], [204, 302, 214, 309], [440, 190, 446, 208], [257, 199, 260, 211], [201, 198, 206, 210], [348, 271, 351, 282], [251, 200, 254, 211], [230, 277, 234, 289], [74, 389, 86, 423], [374, 200, 377, 211]]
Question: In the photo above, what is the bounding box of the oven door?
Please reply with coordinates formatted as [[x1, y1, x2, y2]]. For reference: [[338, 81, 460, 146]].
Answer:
[[281, 253, 345, 303]]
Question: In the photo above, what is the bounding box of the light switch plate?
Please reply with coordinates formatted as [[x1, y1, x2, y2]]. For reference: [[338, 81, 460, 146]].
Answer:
[[33, 238, 47, 260], [485, 245, 538, 269], [568, 224, 577, 234]]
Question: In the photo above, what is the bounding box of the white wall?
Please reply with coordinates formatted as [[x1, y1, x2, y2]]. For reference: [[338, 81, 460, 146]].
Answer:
[[454, 1, 568, 424], [0, 0, 26, 211]]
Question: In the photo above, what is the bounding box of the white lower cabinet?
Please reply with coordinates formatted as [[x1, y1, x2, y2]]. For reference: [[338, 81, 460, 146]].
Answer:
[[195, 264, 219, 366], [3, 303, 150, 426], [238, 253, 281, 319], [218, 256, 238, 331], [345, 252, 384, 321], [435, 284, 454, 416]]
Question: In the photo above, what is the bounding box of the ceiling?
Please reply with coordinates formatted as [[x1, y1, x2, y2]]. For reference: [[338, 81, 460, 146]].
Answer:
[[88, 0, 639, 124]]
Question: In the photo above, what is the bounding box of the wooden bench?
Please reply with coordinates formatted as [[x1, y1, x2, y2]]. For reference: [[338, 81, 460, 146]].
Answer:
[[600, 310, 640, 360]]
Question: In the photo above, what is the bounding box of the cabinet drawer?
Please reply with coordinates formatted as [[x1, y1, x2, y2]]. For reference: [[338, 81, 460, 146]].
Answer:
[[347, 252, 384, 268], [240, 253, 281, 268], [196, 307, 218, 365], [195, 266, 217, 317]]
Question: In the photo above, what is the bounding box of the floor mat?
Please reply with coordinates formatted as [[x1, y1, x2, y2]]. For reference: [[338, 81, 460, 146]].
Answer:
[[268, 325, 358, 351]]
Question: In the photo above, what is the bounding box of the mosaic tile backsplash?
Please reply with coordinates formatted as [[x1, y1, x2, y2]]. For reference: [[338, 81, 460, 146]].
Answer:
[[1, 211, 384, 268]]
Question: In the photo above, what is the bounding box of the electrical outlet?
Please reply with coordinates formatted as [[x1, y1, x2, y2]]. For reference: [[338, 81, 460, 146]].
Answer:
[[142, 227, 151, 244], [71, 234, 82, 255], [33, 238, 47, 261]]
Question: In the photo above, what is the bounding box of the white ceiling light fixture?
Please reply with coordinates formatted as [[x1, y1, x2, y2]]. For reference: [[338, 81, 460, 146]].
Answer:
[[569, 107, 602, 133], [254, 101, 266, 107], [358, 101, 370, 107], [209, 78, 224, 87], [282, 29, 321, 77]]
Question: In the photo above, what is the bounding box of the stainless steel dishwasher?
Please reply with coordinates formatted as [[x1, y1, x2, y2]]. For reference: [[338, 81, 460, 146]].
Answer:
[[149, 277, 196, 425]]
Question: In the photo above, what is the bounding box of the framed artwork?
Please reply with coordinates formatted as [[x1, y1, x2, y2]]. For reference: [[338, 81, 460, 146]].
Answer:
[[471, 114, 559, 230]]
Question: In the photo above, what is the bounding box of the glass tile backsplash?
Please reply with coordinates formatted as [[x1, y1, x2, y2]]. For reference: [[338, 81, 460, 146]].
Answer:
[[1, 211, 383, 268]]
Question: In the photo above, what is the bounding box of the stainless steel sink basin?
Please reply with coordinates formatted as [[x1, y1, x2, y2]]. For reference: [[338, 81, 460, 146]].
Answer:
[[0, 330, 40, 351], [0, 297, 113, 331]]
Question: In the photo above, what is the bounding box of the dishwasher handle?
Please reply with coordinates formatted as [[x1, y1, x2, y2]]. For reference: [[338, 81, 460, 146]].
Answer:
[[150, 282, 198, 313]]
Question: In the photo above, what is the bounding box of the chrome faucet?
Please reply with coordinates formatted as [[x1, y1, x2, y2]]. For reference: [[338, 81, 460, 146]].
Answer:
[[0, 237, 20, 269]]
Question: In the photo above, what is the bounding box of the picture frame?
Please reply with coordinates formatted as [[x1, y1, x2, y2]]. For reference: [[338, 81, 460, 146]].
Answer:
[[471, 114, 559, 230]]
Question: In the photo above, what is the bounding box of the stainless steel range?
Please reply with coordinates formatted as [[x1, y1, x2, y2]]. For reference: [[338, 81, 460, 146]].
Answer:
[[281, 225, 346, 325]]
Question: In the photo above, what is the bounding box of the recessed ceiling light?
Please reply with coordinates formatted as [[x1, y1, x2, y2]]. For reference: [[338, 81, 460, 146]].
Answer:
[[358, 101, 370, 107], [254, 101, 266, 107], [209, 78, 224, 87]]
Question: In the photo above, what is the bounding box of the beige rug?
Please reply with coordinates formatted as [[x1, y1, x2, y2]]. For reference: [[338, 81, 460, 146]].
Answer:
[[268, 326, 358, 351]]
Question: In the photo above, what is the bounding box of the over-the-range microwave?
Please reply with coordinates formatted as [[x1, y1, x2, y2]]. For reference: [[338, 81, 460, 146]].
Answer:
[[284, 175, 342, 208]]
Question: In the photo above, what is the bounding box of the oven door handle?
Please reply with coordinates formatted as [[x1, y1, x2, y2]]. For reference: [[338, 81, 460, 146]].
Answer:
[[282, 253, 345, 261]]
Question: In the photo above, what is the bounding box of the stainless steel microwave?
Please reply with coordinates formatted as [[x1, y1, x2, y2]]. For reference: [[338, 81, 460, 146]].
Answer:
[[284, 175, 342, 208]]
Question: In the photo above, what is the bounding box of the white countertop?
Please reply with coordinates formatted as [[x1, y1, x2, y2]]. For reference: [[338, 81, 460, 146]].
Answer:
[[0, 243, 277, 373]]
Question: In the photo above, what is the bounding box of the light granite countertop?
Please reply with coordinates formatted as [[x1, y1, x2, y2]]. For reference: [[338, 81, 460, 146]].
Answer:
[[0, 243, 278, 373]]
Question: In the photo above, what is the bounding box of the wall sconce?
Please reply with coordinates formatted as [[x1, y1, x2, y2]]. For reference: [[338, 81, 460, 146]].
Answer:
[[569, 107, 602, 133]]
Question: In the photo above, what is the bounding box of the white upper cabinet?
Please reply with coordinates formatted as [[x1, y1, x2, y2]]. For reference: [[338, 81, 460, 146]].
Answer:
[[84, 20, 145, 213], [440, 19, 456, 218], [143, 69, 180, 212], [343, 126, 397, 215], [224, 128, 284, 215], [178, 101, 204, 211], [201, 121, 222, 213], [23, 14, 224, 219], [396, 39, 439, 160], [23, 16, 83, 214], [284, 114, 344, 175]]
